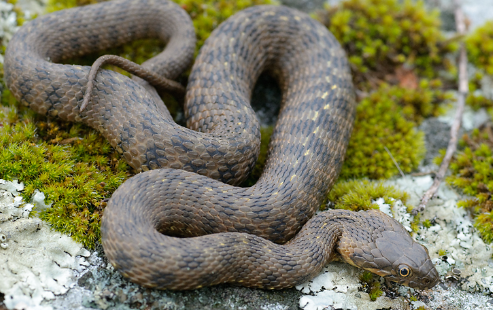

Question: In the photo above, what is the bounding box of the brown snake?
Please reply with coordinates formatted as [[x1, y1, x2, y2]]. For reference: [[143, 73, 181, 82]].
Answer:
[[4, 0, 439, 290]]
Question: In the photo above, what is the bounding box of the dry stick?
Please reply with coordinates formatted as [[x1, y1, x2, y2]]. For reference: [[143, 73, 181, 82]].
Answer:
[[384, 146, 405, 178], [412, 0, 468, 215]]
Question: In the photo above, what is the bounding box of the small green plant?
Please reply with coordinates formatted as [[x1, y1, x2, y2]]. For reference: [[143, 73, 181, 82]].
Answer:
[[410, 212, 421, 233], [465, 94, 493, 120], [435, 125, 493, 243], [317, 0, 457, 88], [374, 80, 451, 124], [422, 219, 432, 228], [359, 271, 383, 301], [438, 249, 447, 256], [324, 179, 409, 211], [466, 20, 493, 75], [340, 84, 426, 180]]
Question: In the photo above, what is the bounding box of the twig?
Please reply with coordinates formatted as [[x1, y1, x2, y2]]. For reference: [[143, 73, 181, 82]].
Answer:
[[411, 171, 437, 177], [384, 146, 405, 178], [412, 0, 468, 215]]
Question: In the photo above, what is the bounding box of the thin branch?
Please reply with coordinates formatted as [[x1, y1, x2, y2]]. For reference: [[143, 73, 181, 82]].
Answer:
[[384, 146, 405, 178], [412, 0, 468, 215]]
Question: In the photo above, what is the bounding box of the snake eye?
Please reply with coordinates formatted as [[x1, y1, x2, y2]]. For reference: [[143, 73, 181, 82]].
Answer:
[[398, 265, 412, 277]]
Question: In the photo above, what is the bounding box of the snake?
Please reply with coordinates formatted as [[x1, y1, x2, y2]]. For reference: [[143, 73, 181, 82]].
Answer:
[[4, 0, 439, 290]]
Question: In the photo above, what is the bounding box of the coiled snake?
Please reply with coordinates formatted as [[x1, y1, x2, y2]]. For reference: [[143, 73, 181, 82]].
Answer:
[[4, 0, 439, 290]]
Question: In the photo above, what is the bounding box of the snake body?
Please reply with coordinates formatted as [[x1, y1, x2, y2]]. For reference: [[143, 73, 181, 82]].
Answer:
[[4, 0, 439, 290]]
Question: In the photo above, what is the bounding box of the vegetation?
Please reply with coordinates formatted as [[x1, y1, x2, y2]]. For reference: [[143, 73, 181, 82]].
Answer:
[[359, 271, 383, 301], [466, 20, 493, 75], [465, 22, 493, 119], [0, 0, 278, 249], [323, 179, 409, 212], [310, 0, 457, 181], [317, 0, 457, 89], [0, 102, 129, 248], [339, 84, 426, 180], [435, 125, 493, 243]]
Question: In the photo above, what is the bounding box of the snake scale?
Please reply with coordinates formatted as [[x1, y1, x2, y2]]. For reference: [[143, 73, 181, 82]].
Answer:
[[4, 0, 439, 290]]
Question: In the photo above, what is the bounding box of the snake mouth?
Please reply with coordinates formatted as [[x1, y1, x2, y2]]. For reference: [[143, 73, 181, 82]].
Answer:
[[384, 273, 439, 290]]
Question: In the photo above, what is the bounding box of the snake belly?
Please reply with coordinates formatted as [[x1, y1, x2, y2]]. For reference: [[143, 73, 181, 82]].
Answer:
[[5, 0, 439, 291]]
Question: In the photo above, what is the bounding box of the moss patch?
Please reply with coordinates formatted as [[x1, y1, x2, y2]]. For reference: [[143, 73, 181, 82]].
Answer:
[[359, 271, 383, 301], [323, 179, 409, 212], [466, 20, 493, 75], [0, 103, 129, 249], [317, 0, 457, 89], [339, 84, 426, 180], [435, 125, 493, 244]]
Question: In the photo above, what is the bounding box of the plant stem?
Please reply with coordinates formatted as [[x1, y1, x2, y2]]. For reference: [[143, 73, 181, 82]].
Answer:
[[412, 0, 468, 215]]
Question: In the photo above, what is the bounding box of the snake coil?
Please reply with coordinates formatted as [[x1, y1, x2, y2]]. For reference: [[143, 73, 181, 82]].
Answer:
[[4, 0, 439, 290]]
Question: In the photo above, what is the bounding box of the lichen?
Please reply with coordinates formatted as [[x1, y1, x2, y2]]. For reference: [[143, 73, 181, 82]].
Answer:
[[317, 0, 457, 89], [323, 179, 409, 212], [435, 125, 493, 244]]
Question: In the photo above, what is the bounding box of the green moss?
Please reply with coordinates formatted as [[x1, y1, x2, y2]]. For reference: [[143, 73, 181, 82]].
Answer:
[[359, 271, 383, 301], [465, 94, 493, 120], [0, 103, 129, 249], [340, 84, 426, 180], [465, 21, 493, 120], [318, 0, 457, 88], [323, 179, 409, 211], [466, 20, 493, 75], [422, 219, 432, 228], [410, 212, 421, 233], [376, 80, 450, 124], [435, 126, 493, 243], [179, 0, 278, 54]]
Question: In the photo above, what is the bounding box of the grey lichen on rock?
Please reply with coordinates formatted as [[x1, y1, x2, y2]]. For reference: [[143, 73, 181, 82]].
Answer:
[[0, 179, 91, 310]]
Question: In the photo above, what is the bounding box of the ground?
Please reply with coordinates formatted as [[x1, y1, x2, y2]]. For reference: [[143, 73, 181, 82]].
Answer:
[[1, 0, 493, 309]]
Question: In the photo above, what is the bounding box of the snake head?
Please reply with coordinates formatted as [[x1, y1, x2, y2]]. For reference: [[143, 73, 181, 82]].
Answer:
[[338, 209, 439, 290]]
